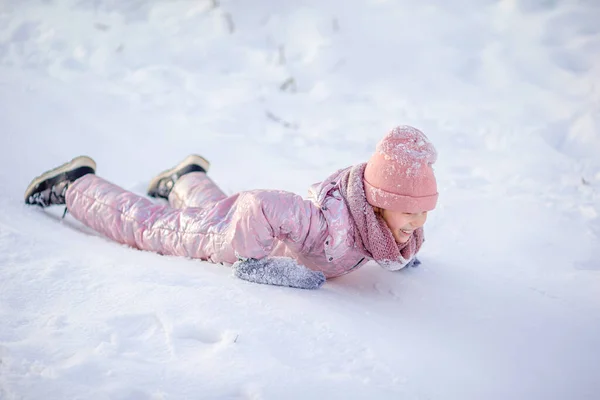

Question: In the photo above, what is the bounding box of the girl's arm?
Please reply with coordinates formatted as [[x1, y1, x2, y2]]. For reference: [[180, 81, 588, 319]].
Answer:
[[227, 189, 325, 261], [222, 189, 327, 289]]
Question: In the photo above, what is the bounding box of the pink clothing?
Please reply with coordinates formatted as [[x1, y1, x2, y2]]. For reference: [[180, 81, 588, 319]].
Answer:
[[338, 163, 424, 271], [65, 170, 374, 278], [364, 125, 438, 213], [59, 125, 435, 281]]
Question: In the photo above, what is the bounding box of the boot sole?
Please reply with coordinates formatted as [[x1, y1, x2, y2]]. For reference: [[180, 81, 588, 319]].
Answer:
[[24, 156, 97, 203], [147, 154, 210, 197]]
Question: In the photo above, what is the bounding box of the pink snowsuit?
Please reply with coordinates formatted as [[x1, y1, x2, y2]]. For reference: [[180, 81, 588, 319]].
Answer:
[[65, 169, 371, 278]]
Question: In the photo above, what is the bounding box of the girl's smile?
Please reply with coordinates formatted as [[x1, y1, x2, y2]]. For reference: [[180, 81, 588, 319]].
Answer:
[[375, 208, 428, 243]]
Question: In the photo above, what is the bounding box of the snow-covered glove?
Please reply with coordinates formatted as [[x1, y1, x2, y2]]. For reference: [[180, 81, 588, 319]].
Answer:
[[379, 257, 422, 271], [232, 256, 326, 290], [406, 257, 421, 268]]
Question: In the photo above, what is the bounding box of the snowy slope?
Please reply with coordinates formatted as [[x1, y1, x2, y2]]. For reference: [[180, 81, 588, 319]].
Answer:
[[1, 0, 600, 399]]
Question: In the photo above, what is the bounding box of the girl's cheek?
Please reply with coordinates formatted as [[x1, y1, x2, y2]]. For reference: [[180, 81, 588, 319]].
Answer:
[[394, 216, 411, 228]]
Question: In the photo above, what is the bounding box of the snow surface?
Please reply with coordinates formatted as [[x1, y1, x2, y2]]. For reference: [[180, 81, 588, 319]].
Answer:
[[1, 0, 600, 399]]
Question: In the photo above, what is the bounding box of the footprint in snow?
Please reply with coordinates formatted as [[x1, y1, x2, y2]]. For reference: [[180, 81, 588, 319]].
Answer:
[[373, 282, 401, 299], [172, 324, 222, 344], [103, 313, 172, 361], [170, 323, 239, 355]]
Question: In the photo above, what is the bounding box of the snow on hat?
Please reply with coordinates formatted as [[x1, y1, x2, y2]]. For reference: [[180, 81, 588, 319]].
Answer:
[[363, 125, 438, 213]]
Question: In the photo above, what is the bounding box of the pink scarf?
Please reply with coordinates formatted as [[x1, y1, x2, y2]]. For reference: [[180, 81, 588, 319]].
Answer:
[[338, 163, 423, 270]]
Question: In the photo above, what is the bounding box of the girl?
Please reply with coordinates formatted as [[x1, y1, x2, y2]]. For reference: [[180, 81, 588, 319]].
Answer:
[[24, 125, 438, 289]]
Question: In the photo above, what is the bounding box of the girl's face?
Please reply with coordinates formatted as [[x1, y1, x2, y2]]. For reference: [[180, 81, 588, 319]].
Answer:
[[376, 208, 428, 244]]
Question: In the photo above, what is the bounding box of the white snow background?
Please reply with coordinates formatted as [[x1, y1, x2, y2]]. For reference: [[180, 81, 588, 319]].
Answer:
[[1, 0, 600, 399]]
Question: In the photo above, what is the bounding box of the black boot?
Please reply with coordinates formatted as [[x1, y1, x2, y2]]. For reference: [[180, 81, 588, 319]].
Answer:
[[147, 154, 210, 200], [24, 156, 96, 207]]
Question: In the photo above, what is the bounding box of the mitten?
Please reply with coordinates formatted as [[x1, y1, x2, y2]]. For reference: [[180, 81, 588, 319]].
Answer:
[[406, 257, 422, 268], [232, 257, 326, 290]]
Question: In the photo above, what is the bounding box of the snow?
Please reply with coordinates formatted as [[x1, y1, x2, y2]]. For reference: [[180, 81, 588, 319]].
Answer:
[[377, 126, 438, 170], [1, 0, 599, 399]]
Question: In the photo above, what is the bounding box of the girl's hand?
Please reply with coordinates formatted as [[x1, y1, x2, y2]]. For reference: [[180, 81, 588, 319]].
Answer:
[[232, 256, 326, 290]]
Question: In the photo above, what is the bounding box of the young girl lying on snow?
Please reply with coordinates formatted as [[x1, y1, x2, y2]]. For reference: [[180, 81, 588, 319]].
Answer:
[[24, 125, 438, 290]]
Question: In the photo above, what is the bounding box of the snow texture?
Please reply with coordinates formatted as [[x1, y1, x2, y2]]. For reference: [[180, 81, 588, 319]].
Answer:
[[1, 0, 600, 399], [232, 257, 326, 290], [378, 125, 438, 167]]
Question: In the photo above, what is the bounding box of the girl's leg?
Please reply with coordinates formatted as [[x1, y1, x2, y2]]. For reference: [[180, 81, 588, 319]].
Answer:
[[65, 174, 233, 261], [168, 172, 227, 210]]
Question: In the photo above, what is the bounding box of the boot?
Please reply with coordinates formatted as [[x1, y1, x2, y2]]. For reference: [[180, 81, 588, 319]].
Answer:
[[24, 156, 96, 207], [147, 154, 210, 200]]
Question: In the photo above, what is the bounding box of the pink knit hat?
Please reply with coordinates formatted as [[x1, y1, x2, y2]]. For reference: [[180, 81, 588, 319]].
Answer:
[[363, 125, 438, 213]]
